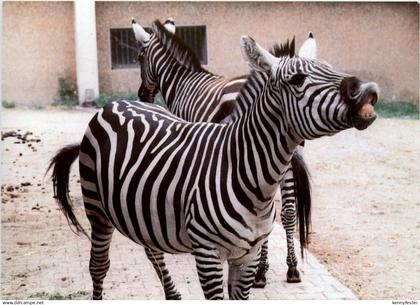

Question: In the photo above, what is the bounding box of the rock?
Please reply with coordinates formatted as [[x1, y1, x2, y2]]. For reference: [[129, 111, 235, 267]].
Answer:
[[16, 242, 31, 246], [1, 131, 18, 140]]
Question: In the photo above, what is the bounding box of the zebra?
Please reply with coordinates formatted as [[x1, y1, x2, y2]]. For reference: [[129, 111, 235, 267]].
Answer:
[[135, 19, 247, 123], [48, 33, 379, 299], [132, 18, 313, 284]]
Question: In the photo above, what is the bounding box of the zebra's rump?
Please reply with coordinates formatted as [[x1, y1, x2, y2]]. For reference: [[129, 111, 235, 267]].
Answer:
[[80, 100, 205, 254]]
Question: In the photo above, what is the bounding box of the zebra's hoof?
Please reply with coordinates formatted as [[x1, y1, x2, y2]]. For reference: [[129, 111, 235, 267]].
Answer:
[[253, 275, 267, 288], [286, 266, 301, 283], [253, 263, 268, 288], [166, 292, 182, 300]]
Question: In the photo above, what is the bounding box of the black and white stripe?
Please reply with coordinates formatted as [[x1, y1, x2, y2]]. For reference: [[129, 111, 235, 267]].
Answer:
[[134, 19, 312, 285], [49, 35, 378, 299]]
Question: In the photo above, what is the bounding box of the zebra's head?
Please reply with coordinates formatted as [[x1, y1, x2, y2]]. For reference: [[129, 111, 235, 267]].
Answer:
[[132, 18, 204, 103], [240, 35, 379, 140], [132, 18, 175, 102]]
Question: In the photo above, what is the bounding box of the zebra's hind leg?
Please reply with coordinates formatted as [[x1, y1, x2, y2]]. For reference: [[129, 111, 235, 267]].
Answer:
[[253, 240, 269, 288], [87, 217, 115, 299], [144, 248, 181, 300], [281, 166, 301, 283], [80, 143, 116, 299]]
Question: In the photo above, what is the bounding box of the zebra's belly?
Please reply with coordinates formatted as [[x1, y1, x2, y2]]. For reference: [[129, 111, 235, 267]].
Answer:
[[102, 189, 193, 255], [216, 237, 269, 264]]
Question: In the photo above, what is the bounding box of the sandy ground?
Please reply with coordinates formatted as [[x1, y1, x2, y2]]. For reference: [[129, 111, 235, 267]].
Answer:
[[1, 108, 419, 299], [302, 117, 420, 299]]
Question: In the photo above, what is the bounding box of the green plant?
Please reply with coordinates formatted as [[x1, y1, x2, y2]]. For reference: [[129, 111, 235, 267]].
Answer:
[[376, 101, 419, 119], [95, 91, 169, 109], [154, 92, 168, 109], [95, 92, 138, 108], [53, 76, 77, 108], [2, 100, 16, 108]]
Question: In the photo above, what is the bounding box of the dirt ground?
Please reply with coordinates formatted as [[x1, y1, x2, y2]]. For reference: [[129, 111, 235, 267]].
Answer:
[[1, 108, 419, 299]]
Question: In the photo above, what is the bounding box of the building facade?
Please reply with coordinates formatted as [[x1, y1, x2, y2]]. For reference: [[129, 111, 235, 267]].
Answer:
[[2, 1, 419, 106]]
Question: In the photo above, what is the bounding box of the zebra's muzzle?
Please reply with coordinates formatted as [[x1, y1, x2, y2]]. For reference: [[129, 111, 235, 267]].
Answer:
[[350, 83, 379, 130]]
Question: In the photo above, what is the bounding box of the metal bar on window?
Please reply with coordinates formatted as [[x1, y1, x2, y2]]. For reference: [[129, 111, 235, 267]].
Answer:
[[125, 29, 130, 65]]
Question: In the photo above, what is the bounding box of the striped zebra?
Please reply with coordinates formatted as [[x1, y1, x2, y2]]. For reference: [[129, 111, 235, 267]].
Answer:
[[133, 18, 313, 284], [135, 19, 247, 123], [49, 35, 378, 299]]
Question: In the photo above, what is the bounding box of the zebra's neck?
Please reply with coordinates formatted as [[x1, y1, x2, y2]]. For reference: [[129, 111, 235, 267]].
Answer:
[[153, 54, 201, 109], [230, 71, 299, 202], [152, 49, 220, 117]]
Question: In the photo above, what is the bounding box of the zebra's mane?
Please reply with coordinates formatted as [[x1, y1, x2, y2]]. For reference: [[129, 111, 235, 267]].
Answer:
[[269, 37, 296, 58], [152, 20, 207, 73], [231, 38, 297, 121]]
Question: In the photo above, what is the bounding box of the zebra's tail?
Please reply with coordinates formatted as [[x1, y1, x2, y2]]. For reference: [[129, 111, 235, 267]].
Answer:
[[46, 143, 89, 239], [291, 150, 312, 258]]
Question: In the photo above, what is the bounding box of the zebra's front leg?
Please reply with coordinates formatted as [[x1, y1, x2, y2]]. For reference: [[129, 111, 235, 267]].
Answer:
[[228, 253, 260, 299], [144, 248, 181, 300], [280, 166, 301, 283], [253, 240, 269, 288], [193, 247, 224, 299]]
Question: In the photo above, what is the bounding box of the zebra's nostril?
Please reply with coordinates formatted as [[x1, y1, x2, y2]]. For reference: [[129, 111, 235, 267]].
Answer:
[[366, 92, 378, 106]]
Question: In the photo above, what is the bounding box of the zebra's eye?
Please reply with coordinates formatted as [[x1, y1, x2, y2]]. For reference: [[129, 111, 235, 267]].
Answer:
[[289, 73, 307, 87], [137, 49, 145, 61]]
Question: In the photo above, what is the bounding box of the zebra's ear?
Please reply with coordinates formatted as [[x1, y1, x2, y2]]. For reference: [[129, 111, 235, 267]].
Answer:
[[298, 32, 317, 60], [240, 36, 278, 74], [132, 17, 151, 43], [163, 18, 176, 34]]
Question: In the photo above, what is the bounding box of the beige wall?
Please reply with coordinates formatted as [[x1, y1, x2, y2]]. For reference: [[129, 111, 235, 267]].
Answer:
[[2, 2, 76, 106], [96, 1, 419, 103], [2, 2, 419, 104]]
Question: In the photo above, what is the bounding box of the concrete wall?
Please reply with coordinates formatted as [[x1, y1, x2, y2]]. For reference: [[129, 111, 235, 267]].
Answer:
[[96, 1, 419, 103], [2, 2, 419, 105], [2, 2, 76, 106]]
